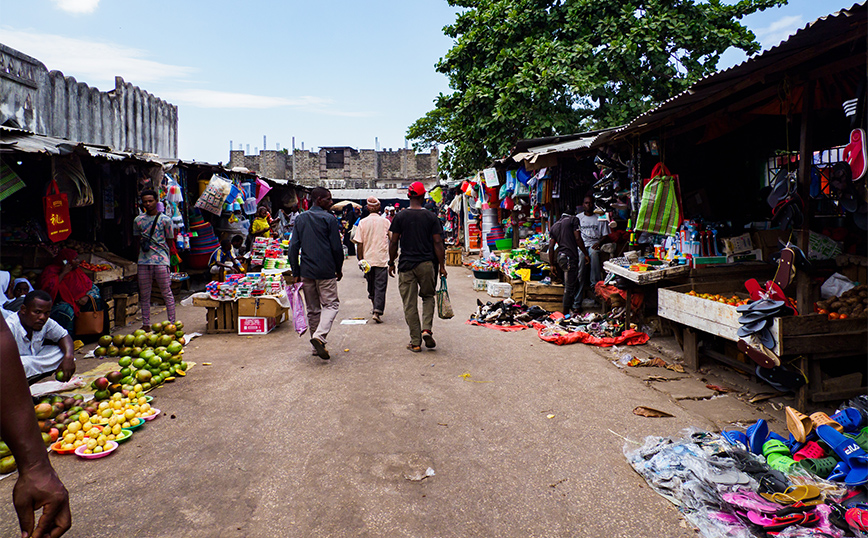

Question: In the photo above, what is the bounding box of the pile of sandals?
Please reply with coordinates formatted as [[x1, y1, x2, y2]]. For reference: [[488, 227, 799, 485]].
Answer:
[[627, 395, 868, 537]]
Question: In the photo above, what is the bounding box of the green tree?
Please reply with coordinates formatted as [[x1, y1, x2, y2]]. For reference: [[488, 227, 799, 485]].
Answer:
[[409, 0, 785, 179]]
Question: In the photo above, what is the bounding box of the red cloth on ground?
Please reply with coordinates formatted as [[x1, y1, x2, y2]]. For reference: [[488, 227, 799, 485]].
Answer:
[[39, 248, 93, 315], [530, 313, 649, 347], [466, 320, 528, 332], [594, 282, 644, 310]]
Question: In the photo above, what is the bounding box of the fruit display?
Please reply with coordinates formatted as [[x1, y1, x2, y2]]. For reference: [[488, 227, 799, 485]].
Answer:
[[814, 284, 868, 319], [685, 290, 750, 306], [79, 260, 113, 272]]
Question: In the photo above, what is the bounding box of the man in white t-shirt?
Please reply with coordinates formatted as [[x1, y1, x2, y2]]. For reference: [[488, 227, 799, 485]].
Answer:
[[354, 196, 391, 323], [6, 290, 75, 382], [576, 195, 610, 304]]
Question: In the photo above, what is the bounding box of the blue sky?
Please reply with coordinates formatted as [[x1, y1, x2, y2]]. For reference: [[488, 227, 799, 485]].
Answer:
[[0, 0, 857, 165]]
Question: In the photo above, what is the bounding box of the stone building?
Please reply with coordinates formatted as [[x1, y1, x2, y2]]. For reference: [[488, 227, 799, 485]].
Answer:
[[0, 43, 178, 157], [228, 146, 438, 189]]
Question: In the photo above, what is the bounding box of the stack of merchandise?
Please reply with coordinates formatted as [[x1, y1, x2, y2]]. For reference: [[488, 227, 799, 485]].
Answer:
[[263, 257, 289, 270], [519, 233, 549, 256], [206, 272, 286, 299], [205, 274, 243, 300], [187, 213, 220, 269], [250, 237, 284, 266]]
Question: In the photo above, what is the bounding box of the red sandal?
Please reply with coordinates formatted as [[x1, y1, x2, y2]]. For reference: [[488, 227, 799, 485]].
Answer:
[[793, 441, 825, 462]]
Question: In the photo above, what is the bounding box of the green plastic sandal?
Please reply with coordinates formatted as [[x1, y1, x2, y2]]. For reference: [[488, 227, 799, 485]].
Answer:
[[844, 426, 868, 452], [798, 456, 838, 479], [763, 439, 792, 458], [767, 452, 796, 473]]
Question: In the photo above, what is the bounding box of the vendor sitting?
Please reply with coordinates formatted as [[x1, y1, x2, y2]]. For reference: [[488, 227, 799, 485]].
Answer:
[[4, 277, 35, 312], [38, 249, 100, 336], [5, 290, 75, 383], [209, 238, 244, 281]]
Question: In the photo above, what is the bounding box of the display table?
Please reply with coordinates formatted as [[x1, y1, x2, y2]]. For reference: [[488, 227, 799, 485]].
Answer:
[[602, 261, 692, 326], [191, 295, 238, 334], [658, 282, 868, 409]]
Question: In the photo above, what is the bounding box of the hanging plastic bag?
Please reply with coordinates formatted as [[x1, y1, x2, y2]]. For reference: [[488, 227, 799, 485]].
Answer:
[[287, 282, 308, 336], [436, 276, 454, 319], [635, 162, 683, 236], [44, 179, 72, 242], [194, 175, 231, 215]]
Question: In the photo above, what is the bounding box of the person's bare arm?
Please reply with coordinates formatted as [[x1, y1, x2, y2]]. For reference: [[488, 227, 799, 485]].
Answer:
[[57, 335, 75, 380], [388, 234, 400, 277], [574, 230, 590, 262], [356, 241, 365, 261], [0, 316, 71, 538], [433, 233, 447, 277], [548, 241, 560, 280]]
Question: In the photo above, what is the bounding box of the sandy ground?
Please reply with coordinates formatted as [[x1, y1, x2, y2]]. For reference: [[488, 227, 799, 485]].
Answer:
[[1, 264, 803, 537]]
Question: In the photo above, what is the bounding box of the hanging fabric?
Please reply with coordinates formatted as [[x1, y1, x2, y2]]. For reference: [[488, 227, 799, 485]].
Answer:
[[635, 163, 683, 236]]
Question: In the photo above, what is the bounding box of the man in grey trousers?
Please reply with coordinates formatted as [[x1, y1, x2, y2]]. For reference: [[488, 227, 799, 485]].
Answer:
[[288, 187, 344, 360]]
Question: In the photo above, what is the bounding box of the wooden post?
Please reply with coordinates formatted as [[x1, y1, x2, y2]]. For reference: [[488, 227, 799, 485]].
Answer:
[[796, 81, 814, 315], [683, 327, 699, 370]]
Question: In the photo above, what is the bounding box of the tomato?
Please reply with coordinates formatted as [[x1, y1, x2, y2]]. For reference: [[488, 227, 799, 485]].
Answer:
[[828, 312, 840, 320], [817, 309, 828, 315], [839, 314, 848, 319]]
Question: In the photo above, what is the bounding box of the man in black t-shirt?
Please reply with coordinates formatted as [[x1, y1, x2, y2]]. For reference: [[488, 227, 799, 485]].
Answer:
[[388, 182, 447, 352], [548, 212, 590, 315]]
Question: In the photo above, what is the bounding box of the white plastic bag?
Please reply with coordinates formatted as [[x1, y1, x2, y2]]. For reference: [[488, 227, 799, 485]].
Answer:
[[821, 272, 855, 299]]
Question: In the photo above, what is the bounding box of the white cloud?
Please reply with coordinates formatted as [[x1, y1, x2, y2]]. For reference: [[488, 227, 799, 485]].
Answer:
[[50, 0, 100, 14], [162, 89, 331, 109], [0, 28, 195, 86], [753, 15, 805, 48]]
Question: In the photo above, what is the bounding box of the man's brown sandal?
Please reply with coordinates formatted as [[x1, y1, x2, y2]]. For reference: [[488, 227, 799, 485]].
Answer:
[[406, 344, 422, 353]]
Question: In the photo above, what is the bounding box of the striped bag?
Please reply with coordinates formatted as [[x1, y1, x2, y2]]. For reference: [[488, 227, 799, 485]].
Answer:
[[636, 163, 682, 236]]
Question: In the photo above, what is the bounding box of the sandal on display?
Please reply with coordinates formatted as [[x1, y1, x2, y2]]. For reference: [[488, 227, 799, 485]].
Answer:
[[757, 470, 790, 494], [798, 456, 837, 479], [793, 441, 826, 462], [748, 419, 769, 454], [845, 505, 868, 531], [830, 407, 865, 433], [760, 484, 821, 505], [785, 406, 813, 443], [722, 491, 782, 514], [844, 128, 868, 181], [810, 412, 844, 433], [845, 426, 868, 451], [738, 339, 778, 368], [762, 439, 791, 459], [816, 424, 868, 486], [827, 461, 851, 483], [766, 452, 796, 473], [721, 430, 750, 450]]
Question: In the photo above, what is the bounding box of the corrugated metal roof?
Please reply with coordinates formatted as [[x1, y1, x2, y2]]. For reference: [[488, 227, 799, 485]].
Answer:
[[595, 2, 867, 145]]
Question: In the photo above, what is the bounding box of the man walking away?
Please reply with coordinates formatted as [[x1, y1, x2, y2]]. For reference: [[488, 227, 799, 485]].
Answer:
[[548, 211, 589, 315], [354, 196, 391, 323], [388, 182, 447, 352], [134, 189, 176, 330], [289, 187, 344, 360]]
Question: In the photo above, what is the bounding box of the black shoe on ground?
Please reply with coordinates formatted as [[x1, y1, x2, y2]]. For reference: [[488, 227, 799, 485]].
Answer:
[[310, 337, 330, 360], [422, 331, 436, 349]]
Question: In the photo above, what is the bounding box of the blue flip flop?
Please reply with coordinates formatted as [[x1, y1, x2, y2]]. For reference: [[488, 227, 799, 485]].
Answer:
[[722, 430, 749, 449], [831, 407, 865, 433], [828, 461, 850, 482], [748, 419, 769, 455], [817, 424, 868, 486]]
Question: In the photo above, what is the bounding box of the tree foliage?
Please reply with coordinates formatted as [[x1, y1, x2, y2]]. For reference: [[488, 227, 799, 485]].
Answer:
[[409, 0, 786, 179]]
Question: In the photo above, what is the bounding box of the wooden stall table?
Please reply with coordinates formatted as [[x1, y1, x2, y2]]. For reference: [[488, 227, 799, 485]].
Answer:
[[602, 261, 691, 327], [524, 281, 564, 312], [190, 295, 238, 334], [658, 282, 868, 410]]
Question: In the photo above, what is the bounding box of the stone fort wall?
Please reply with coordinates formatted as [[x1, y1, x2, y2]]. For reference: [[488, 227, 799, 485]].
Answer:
[[228, 146, 438, 189]]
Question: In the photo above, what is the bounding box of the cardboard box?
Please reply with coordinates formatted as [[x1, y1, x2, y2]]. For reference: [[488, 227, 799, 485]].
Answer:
[[751, 229, 789, 261], [237, 296, 287, 318], [722, 233, 754, 255], [238, 316, 278, 335]]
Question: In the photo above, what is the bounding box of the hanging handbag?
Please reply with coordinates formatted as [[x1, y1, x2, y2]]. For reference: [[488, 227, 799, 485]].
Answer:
[[74, 296, 105, 336], [635, 162, 683, 237], [436, 276, 454, 319], [44, 179, 72, 242]]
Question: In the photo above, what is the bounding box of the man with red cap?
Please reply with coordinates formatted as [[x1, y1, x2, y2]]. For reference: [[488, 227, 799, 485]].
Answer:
[[388, 182, 447, 352], [354, 196, 391, 322]]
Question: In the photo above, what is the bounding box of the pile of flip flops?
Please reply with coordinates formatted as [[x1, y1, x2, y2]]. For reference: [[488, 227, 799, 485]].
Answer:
[[627, 397, 868, 537]]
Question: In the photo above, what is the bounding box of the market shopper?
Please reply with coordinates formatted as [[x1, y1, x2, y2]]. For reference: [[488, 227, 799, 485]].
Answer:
[[288, 187, 344, 360], [548, 211, 590, 315], [0, 314, 72, 538], [133, 189, 176, 330], [388, 182, 447, 352], [208, 238, 244, 281], [576, 196, 610, 306], [5, 290, 75, 382], [354, 196, 391, 323]]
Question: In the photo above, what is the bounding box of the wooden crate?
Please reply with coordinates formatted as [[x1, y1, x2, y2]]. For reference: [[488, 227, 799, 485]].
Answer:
[[205, 301, 238, 334], [499, 272, 525, 303], [524, 281, 564, 312], [113, 294, 140, 327], [445, 249, 462, 267]]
